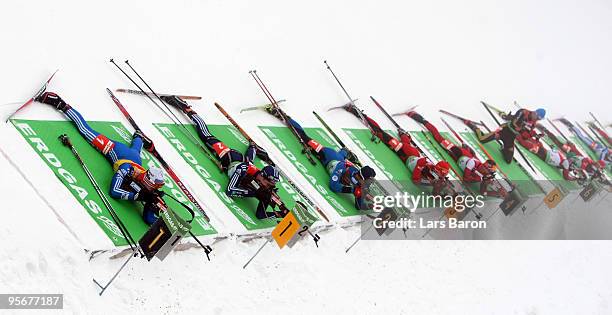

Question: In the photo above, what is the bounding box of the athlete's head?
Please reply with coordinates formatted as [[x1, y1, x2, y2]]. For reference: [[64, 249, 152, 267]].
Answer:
[[141, 167, 165, 191], [533, 108, 546, 120], [257, 165, 280, 189], [434, 161, 450, 177], [350, 165, 376, 186]]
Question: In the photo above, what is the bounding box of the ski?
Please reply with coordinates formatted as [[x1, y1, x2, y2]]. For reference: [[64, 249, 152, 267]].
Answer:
[[239, 99, 286, 113], [115, 88, 202, 100], [589, 112, 606, 130], [578, 121, 607, 147], [5, 70, 59, 122], [109, 59, 223, 171], [311, 110, 364, 168], [390, 105, 420, 118], [214, 102, 330, 223], [106, 88, 210, 222], [547, 118, 571, 142], [326, 99, 358, 112], [481, 101, 507, 117], [368, 96, 416, 131], [249, 69, 318, 165], [586, 121, 612, 147], [439, 109, 485, 127]]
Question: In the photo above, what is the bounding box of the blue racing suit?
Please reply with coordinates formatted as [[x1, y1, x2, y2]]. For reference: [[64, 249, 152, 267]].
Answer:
[[64, 108, 147, 201], [286, 117, 364, 207]]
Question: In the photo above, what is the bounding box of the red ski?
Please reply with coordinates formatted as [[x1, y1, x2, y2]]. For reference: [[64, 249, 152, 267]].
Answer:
[[5, 70, 59, 122]]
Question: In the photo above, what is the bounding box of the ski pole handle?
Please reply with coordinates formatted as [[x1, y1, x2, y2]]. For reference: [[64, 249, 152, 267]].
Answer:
[[58, 134, 72, 147]]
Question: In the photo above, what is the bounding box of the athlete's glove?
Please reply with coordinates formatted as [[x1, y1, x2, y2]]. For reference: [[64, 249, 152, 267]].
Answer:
[[255, 186, 273, 203], [251, 142, 273, 164], [137, 189, 165, 203], [353, 185, 363, 199]]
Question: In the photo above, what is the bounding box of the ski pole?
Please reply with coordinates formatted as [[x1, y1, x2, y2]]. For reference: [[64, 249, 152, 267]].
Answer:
[[159, 195, 213, 261], [115, 88, 202, 100], [93, 251, 137, 296], [324, 61, 378, 142], [58, 134, 140, 254], [163, 194, 196, 222], [248, 70, 318, 165], [345, 224, 374, 253], [243, 238, 272, 269], [109, 59, 223, 171], [122, 60, 224, 170], [547, 119, 571, 142]]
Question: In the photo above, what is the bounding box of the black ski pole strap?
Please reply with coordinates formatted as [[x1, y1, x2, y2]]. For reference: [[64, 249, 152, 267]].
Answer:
[[164, 194, 196, 223]]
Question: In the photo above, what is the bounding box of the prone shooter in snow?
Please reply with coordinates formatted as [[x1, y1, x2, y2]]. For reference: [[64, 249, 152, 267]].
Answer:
[[405, 111, 507, 198], [340, 103, 453, 197], [161, 96, 289, 220], [557, 118, 612, 169], [263, 105, 377, 210], [36, 92, 166, 225], [476, 106, 547, 164]]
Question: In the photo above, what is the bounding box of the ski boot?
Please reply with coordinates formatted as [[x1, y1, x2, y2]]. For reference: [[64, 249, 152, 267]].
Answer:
[[264, 104, 283, 120], [406, 111, 426, 124], [133, 130, 155, 152], [161, 95, 193, 115], [36, 92, 71, 112], [556, 117, 573, 128]]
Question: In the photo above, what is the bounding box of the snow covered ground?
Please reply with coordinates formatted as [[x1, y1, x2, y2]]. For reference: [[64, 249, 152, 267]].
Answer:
[[1, 0, 612, 313]]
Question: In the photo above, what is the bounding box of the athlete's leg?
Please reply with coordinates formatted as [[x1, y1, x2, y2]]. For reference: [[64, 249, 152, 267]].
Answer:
[[499, 127, 517, 163], [130, 136, 143, 152], [62, 107, 129, 164], [186, 111, 243, 168], [344, 106, 406, 153], [407, 112, 462, 160], [286, 117, 327, 162]]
